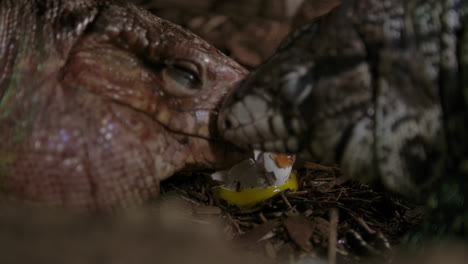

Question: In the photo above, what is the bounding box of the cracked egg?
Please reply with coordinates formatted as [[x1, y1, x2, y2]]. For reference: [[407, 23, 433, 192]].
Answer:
[[211, 150, 298, 208]]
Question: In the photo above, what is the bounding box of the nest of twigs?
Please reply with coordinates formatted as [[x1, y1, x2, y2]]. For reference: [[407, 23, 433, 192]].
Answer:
[[161, 162, 425, 263]]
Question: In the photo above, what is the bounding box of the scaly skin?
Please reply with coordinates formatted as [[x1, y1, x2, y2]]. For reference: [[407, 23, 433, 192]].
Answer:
[[218, 0, 468, 237], [0, 0, 247, 209]]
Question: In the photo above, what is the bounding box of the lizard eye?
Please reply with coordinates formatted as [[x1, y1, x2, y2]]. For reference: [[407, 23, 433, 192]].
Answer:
[[163, 60, 202, 97]]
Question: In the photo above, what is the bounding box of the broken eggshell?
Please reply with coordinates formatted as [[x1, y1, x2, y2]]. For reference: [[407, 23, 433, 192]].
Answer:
[[211, 151, 298, 207]]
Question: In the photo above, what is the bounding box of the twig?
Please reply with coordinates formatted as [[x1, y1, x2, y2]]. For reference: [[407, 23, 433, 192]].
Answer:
[[328, 208, 338, 264], [178, 194, 202, 206], [353, 215, 376, 235], [259, 212, 268, 223], [280, 192, 293, 209], [225, 213, 243, 234], [303, 162, 337, 172]]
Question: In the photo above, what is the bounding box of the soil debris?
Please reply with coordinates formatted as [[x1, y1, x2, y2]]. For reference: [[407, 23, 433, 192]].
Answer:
[[161, 162, 424, 262]]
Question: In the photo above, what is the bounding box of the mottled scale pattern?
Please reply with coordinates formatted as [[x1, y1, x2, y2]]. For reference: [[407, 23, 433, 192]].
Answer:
[[0, 0, 247, 209], [219, 0, 468, 201]]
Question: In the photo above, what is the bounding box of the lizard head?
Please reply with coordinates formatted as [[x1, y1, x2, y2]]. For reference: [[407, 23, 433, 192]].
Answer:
[[218, 11, 443, 196], [0, 1, 247, 208]]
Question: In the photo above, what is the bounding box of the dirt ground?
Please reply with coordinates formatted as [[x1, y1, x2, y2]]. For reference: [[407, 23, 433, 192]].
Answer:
[[0, 163, 424, 264], [161, 162, 424, 263]]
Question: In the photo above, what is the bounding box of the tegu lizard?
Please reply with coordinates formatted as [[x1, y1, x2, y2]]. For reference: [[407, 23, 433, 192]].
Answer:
[[218, 0, 468, 235], [0, 0, 248, 209]]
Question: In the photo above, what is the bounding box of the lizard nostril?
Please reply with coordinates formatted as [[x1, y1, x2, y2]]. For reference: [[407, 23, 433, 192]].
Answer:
[[224, 118, 233, 130]]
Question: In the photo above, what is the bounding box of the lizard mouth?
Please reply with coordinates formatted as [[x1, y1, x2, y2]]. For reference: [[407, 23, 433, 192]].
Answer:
[[218, 103, 306, 155], [153, 106, 249, 167]]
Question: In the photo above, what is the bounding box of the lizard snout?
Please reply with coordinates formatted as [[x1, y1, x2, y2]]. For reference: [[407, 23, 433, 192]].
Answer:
[[217, 94, 304, 155]]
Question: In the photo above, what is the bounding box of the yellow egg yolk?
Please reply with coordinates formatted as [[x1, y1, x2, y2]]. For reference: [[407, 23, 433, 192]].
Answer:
[[213, 171, 299, 208]]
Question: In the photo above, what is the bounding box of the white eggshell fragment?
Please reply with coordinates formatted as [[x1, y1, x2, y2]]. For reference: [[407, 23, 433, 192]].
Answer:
[[211, 150, 295, 190]]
